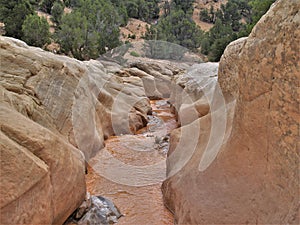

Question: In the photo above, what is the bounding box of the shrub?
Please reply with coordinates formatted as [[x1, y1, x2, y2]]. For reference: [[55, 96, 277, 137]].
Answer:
[[130, 51, 140, 57], [22, 13, 51, 47], [51, 1, 64, 24]]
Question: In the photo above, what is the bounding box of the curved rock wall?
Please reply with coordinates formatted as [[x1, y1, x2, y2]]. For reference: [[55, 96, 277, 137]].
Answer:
[[162, 0, 299, 224], [0, 37, 155, 224]]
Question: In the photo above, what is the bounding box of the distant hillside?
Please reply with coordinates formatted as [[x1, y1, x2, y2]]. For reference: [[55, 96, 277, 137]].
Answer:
[[193, 0, 228, 31], [0, 0, 275, 62]]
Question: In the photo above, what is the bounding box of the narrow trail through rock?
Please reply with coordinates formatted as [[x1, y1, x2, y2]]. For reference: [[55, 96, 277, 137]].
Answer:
[[86, 99, 177, 225]]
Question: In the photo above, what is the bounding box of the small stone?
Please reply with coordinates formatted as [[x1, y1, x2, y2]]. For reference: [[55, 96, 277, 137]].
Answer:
[[155, 136, 161, 144]]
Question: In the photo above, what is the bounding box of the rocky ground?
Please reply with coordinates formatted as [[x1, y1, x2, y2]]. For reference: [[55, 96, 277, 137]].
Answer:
[[0, 0, 299, 224], [0, 35, 190, 224], [0, 32, 210, 224]]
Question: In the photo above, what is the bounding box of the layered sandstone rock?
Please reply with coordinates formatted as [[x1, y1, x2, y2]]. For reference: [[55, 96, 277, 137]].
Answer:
[[0, 36, 152, 159], [170, 62, 219, 126], [0, 36, 154, 224], [163, 0, 299, 224], [0, 106, 86, 225]]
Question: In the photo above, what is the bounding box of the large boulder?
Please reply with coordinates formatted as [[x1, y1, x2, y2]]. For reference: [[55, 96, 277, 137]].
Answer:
[[0, 106, 86, 225], [162, 0, 299, 224], [169, 62, 218, 126]]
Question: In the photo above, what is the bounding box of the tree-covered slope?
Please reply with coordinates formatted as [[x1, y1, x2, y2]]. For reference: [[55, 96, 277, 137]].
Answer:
[[0, 0, 276, 61]]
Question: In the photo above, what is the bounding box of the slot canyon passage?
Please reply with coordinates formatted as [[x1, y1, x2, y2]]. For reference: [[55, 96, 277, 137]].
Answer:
[[0, 0, 299, 224], [85, 99, 177, 225]]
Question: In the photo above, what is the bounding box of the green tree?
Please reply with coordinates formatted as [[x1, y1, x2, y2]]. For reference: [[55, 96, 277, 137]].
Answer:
[[173, 0, 194, 14], [114, 3, 128, 26], [231, 0, 251, 21], [122, 0, 159, 22], [137, 0, 150, 21], [201, 18, 236, 61], [163, 0, 171, 17], [199, 0, 276, 61], [146, 9, 203, 50], [22, 13, 50, 47], [0, 0, 34, 39], [248, 0, 275, 28], [51, 1, 64, 24], [200, 9, 211, 23], [57, 0, 121, 59], [56, 11, 89, 59], [64, 0, 80, 8], [200, 37, 210, 55], [40, 0, 55, 13], [125, 1, 139, 18], [208, 35, 233, 61], [145, 1, 159, 21], [29, 0, 39, 7]]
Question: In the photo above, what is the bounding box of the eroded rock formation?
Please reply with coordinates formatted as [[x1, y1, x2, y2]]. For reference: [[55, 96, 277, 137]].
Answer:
[[1, 0, 299, 223], [0, 37, 174, 224], [162, 0, 299, 224]]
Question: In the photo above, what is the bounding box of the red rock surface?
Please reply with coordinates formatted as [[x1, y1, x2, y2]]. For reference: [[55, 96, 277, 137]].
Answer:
[[162, 0, 300, 224]]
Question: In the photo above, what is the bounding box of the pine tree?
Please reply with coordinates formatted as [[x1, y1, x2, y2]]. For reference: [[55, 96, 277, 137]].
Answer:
[[145, 9, 203, 50], [56, 0, 121, 60], [173, 0, 194, 14], [40, 0, 56, 13], [56, 11, 88, 59], [22, 13, 50, 47], [0, 0, 34, 39], [51, 1, 64, 24]]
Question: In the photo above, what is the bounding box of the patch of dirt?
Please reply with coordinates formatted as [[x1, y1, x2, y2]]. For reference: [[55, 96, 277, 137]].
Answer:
[[37, 10, 54, 27], [193, 0, 228, 31], [120, 18, 151, 43]]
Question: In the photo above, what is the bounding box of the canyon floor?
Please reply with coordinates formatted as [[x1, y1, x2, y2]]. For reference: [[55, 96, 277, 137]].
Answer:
[[86, 99, 176, 224]]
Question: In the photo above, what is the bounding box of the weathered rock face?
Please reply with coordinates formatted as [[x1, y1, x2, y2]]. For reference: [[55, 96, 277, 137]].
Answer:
[[0, 36, 152, 159], [162, 0, 299, 224], [170, 62, 219, 126], [0, 36, 154, 224], [0, 106, 86, 225], [218, 37, 247, 100]]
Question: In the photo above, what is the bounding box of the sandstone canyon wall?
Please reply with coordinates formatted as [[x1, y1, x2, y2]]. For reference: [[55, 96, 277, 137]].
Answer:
[[0, 37, 173, 224], [0, 34, 187, 224], [162, 0, 299, 224]]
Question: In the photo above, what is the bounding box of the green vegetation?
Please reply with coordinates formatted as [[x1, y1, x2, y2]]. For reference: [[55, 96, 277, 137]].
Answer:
[[199, 0, 276, 61], [56, 0, 121, 60], [145, 0, 203, 51], [0, 0, 126, 59], [248, 0, 276, 30], [40, 0, 55, 13], [199, 6, 215, 23], [0, 0, 275, 61], [0, 0, 34, 39], [173, 0, 195, 14], [22, 13, 50, 47], [122, 0, 159, 22], [64, 0, 80, 8], [130, 51, 140, 57], [51, 1, 64, 24]]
